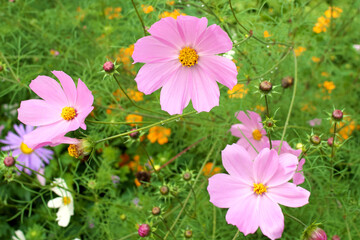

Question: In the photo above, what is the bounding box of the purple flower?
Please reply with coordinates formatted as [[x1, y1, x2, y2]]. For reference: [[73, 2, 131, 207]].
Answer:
[[0, 124, 53, 174]]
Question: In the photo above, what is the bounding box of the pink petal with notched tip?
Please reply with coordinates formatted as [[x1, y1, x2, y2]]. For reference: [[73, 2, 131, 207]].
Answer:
[[267, 182, 310, 208], [75, 78, 94, 110], [190, 67, 219, 113], [29, 75, 68, 107], [52, 71, 77, 105], [148, 17, 185, 49], [196, 24, 233, 55], [253, 148, 278, 184], [176, 15, 208, 46], [135, 60, 180, 95], [160, 67, 192, 115], [199, 55, 237, 89], [17, 99, 62, 126]]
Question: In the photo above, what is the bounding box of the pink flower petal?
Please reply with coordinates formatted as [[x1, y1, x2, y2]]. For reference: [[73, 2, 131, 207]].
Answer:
[[176, 15, 208, 47], [268, 153, 298, 187], [132, 36, 178, 64], [75, 78, 94, 110], [196, 24, 233, 55], [235, 111, 253, 127], [208, 173, 251, 208], [190, 67, 219, 112], [221, 144, 253, 184], [76, 106, 93, 130], [199, 55, 237, 89], [148, 17, 184, 49], [225, 194, 260, 236], [135, 60, 180, 94], [29, 75, 67, 107], [248, 111, 264, 129], [253, 148, 278, 184], [52, 71, 77, 105], [230, 123, 252, 138], [272, 140, 302, 157], [259, 195, 284, 240], [160, 67, 192, 115], [267, 182, 310, 208], [293, 158, 305, 185], [18, 100, 62, 126]]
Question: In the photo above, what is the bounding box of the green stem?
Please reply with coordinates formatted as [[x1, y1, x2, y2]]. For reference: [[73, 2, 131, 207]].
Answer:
[[236, 125, 259, 154], [95, 111, 196, 144], [232, 230, 240, 240], [265, 95, 272, 149], [284, 213, 307, 227], [131, 0, 147, 36], [278, 49, 298, 154], [86, 120, 152, 125], [330, 122, 337, 181], [140, 142, 161, 180]]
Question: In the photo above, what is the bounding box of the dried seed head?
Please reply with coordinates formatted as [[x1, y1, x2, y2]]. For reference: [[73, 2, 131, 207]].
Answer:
[[184, 229, 193, 238], [136, 171, 151, 183], [281, 76, 294, 88], [259, 80, 273, 93]]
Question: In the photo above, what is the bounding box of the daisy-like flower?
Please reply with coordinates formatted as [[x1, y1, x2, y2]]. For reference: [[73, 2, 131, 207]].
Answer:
[[207, 144, 310, 239], [47, 178, 74, 227], [230, 111, 268, 158], [17, 71, 94, 149], [132, 15, 238, 115], [0, 124, 53, 174]]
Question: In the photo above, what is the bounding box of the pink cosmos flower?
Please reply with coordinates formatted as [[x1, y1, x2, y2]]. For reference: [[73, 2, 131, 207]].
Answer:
[[132, 15, 238, 115], [17, 71, 94, 149], [207, 144, 310, 240], [230, 111, 268, 157], [0, 124, 53, 175]]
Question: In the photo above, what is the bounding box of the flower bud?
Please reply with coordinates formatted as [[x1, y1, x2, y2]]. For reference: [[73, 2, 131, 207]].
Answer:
[[68, 139, 93, 159], [327, 137, 333, 147], [103, 61, 114, 73], [183, 172, 192, 181], [310, 135, 321, 145], [332, 109, 343, 121], [281, 76, 294, 88], [302, 223, 327, 240], [152, 206, 161, 216], [332, 235, 340, 240], [129, 128, 140, 139], [138, 224, 150, 237], [4, 156, 15, 167], [160, 185, 169, 195], [184, 229, 193, 238], [259, 81, 272, 93]]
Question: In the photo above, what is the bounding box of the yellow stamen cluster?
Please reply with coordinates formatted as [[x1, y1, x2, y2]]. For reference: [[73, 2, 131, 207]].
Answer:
[[252, 129, 262, 141], [61, 107, 77, 121], [179, 47, 199, 67], [68, 144, 81, 158], [62, 196, 71, 205], [20, 142, 34, 154], [253, 183, 267, 195]]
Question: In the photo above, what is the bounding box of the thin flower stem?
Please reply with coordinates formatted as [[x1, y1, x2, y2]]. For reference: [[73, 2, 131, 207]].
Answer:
[[212, 205, 216, 240], [140, 142, 161, 180], [330, 122, 337, 181], [160, 217, 177, 240], [95, 111, 196, 144], [113, 74, 166, 116], [236, 126, 259, 154], [131, 0, 147, 36], [86, 120, 152, 125], [152, 231, 164, 240], [278, 50, 298, 154], [264, 95, 272, 149], [231, 230, 240, 240], [284, 212, 307, 227]]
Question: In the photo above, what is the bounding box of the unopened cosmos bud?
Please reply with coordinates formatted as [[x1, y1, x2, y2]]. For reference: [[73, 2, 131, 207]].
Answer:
[[259, 80, 272, 93], [327, 137, 334, 147], [138, 224, 150, 237], [184, 229, 193, 238], [332, 109, 343, 121], [310, 135, 321, 145], [152, 206, 161, 216], [103, 61, 114, 73], [281, 76, 294, 88], [183, 172, 192, 181], [129, 128, 140, 139], [160, 185, 169, 195], [4, 156, 15, 167]]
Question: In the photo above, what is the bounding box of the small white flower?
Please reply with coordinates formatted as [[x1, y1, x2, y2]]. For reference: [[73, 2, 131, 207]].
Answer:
[[223, 50, 235, 60], [12, 230, 26, 240], [47, 178, 74, 227]]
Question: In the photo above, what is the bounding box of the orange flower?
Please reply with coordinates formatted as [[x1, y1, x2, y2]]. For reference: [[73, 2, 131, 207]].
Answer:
[[106, 104, 116, 114], [116, 45, 134, 65], [301, 103, 316, 112], [159, 9, 186, 19], [202, 162, 221, 176], [147, 126, 171, 145], [294, 46, 306, 56], [141, 4, 154, 14], [227, 84, 248, 99], [255, 105, 266, 113], [134, 178, 141, 187], [105, 7, 122, 20], [128, 155, 143, 172], [263, 30, 272, 38], [313, 16, 330, 33], [127, 89, 144, 102], [318, 81, 335, 94], [312, 56, 321, 63], [321, 72, 330, 77], [325, 7, 342, 19], [166, 0, 175, 5], [126, 114, 143, 127]]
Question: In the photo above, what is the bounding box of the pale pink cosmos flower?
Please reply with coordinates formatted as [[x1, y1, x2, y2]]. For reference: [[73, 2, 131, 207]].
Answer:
[[230, 111, 268, 157], [132, 15, 238, 115], [207, 144, 310, 240], [17, 71, 94, 149]]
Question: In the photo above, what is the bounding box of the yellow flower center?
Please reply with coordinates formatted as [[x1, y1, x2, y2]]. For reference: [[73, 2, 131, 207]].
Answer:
[[62, 196, 71, 205], [61, 107, 77, 120], [252, 129, 262, 141], [179, 47, 199, 67], [253, 183, 267, 195], [68, 144, 80, 158], [20, 142, 34, 154]]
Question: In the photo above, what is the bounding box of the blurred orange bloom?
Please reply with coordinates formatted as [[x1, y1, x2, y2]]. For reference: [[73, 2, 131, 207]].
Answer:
[[325, 7, 342, 18], [148, 126, 171, 145], [141, 4, 154, 14], [294, 46, 306, 56], [263, 30, 272, 38], [159, 9, 186, 19], [202, 162, 221, 176], [126, 114, 143, 127], [227, 84, 248, 99], [312, 56, 321, 63]]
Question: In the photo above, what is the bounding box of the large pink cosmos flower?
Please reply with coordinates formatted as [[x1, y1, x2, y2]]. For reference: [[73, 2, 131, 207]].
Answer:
[[132, 15, 238, 115], [207, 144, 310, 240], [17, 71, 94, 149], [230, 111, 268, 157]]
